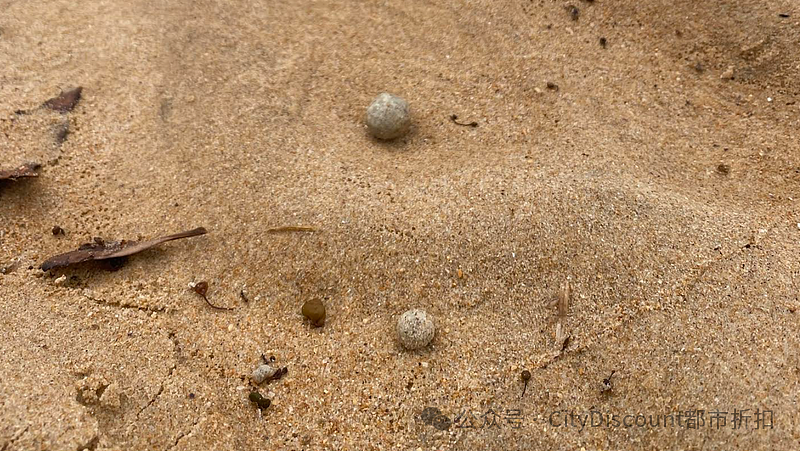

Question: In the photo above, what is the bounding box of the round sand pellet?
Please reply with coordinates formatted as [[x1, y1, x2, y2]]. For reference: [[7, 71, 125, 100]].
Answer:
[[366, 93, 411, 140], [302, 298, 326, 327], [397, 309, 435, 350]]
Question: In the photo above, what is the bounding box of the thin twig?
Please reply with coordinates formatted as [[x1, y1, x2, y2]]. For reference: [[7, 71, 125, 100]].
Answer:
[[449, 114, 478, 127], [265, 226, 316, 233]]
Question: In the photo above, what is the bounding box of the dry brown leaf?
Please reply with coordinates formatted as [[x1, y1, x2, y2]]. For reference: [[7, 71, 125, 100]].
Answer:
[[40, 227, 207, 271], [0, 162, 41, 181]]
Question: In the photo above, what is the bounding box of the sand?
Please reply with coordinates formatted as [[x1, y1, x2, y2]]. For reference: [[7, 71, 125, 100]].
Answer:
[[1, 0, 799, 449]]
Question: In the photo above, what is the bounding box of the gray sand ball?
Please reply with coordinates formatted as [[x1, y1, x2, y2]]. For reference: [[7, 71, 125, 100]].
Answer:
[[397, 309, 435, 350], [366, 93, 411, 140]]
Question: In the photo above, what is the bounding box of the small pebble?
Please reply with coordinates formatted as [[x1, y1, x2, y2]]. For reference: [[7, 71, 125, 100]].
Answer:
[[366, 93, 411, 140], [252, 363, 279, 384], [397, 309, 435, 350], [302, 298, 326, 327]]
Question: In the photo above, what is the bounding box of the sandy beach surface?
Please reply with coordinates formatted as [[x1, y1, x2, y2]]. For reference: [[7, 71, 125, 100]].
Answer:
[[2, 0, 799, 449]]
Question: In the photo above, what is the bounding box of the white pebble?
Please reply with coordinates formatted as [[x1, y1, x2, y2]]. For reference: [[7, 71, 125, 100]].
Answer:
[[397, 309, 435, 350], [252, 363, 278, 384], [366, 93, 411, 140]]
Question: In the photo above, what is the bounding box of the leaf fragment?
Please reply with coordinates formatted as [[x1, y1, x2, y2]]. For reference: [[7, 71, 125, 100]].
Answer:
[[40, 227, 207, 271]]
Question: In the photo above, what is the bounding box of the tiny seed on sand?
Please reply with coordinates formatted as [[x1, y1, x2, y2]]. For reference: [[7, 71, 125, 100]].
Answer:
[[192, 281, 233, 311], [302, 298, 326, 327], [520, 370, 531, 398]]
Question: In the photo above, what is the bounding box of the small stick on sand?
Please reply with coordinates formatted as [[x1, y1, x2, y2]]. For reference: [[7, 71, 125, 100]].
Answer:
[[265, 226, 316, 233]]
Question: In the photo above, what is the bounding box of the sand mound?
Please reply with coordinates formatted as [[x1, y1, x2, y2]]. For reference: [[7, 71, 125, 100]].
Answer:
[[1, 1, 798, 449]]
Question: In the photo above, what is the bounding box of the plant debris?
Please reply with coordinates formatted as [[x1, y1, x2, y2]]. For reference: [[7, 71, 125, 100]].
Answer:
[[0, 162, 41, 181], [54, 121, 70, 145], [248, 391, 271, 410], [265, 226, 316, 233], [449, 114, 478, 127], [520, 370, 531, 398], [547, 279, 570, 318], [40, 227, 207, 271], [190, 280, 233, 311], [43, 87, 83, 113], [555, 322, 571, 350]]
